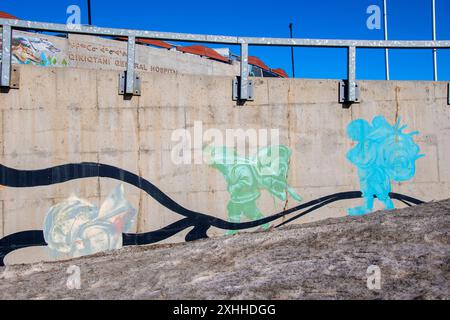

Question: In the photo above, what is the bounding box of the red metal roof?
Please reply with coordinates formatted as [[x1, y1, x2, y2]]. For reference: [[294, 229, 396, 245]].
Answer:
[[0, 11, 19, 19], [136, 38, 172, 49], [271, 68, 289, 78], [115, 36, 172, 49], [248, 56, 269, 71], [177, 45, 229, 63]]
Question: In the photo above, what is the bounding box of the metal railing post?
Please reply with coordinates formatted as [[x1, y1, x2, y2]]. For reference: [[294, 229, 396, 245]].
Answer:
[[126, 36, 136, 95], [240, 42, 249, 100], [347, 46, 357, 102], [1, 25, 12, 88]]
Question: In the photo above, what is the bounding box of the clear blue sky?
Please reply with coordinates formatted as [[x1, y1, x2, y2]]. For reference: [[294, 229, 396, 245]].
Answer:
[[2, 0, 450, 80]]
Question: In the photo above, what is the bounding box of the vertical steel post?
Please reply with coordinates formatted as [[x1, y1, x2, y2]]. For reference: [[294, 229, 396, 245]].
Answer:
[[1, 25, 12, 88], [432, 0, 438, 81], [126, 36, 136, 95], [347, 46, 357, 102], [240, 42, 249, 100], [383, 0, 390, 80]]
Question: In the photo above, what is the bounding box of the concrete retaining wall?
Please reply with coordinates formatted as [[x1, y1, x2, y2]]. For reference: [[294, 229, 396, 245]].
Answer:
[[1, 64, 449, 264]]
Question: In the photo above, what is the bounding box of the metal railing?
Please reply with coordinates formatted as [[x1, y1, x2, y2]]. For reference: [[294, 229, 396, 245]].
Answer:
[[1, 18, 450, 102]]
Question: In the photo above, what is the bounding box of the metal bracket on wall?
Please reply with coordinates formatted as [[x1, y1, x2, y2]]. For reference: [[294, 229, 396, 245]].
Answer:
[[339, 80, 360, 105], [118, 71, 141, 96], [9, 67, 20, 89], [0, 65, 20, 90], [0, 66, 20, 90], [232, 77, 254, 101]]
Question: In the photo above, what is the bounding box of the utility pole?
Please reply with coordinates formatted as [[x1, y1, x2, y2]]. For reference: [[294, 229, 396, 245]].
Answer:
[[289, 22, 295, 78], [383, 0, 389, 80], [87, 0, 92, 25], [432, 0, 438, 81]]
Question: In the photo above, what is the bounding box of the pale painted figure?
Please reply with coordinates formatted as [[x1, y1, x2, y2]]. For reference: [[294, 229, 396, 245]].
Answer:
[[43, 184, 136, 258]]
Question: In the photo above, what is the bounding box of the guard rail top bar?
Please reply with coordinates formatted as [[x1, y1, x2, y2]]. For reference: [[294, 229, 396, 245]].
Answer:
[[1, 18, 450, 103]]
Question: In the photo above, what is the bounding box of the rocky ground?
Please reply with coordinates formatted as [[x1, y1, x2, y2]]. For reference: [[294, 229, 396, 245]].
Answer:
[[1, 199, 449, 300]]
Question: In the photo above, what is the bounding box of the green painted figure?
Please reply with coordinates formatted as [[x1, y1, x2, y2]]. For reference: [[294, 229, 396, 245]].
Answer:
[[205, 145, 302, 235]]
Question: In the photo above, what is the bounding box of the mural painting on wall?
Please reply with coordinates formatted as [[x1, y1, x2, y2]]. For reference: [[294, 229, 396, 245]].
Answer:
[[11, 37, 67, 67], [0, 30, 68, 67], [0, 117, 425, 265], [44, 185, 136, 258], [204, 145, 302, 235], [346, 116, 424, 215]]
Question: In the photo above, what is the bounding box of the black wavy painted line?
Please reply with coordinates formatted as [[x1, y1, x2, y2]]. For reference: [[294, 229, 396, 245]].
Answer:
[[0, 231, 46, 266], [0, 163, 425, 266], [0, 219, 193, 266], [274, 192, 423, 228]]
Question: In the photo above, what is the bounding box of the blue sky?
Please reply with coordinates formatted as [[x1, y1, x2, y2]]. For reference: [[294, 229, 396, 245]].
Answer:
[[2, 0, 449, 80]]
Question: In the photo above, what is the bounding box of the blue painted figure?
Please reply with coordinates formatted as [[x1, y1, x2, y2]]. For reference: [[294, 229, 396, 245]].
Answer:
[[346, 116, 423, 215]]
